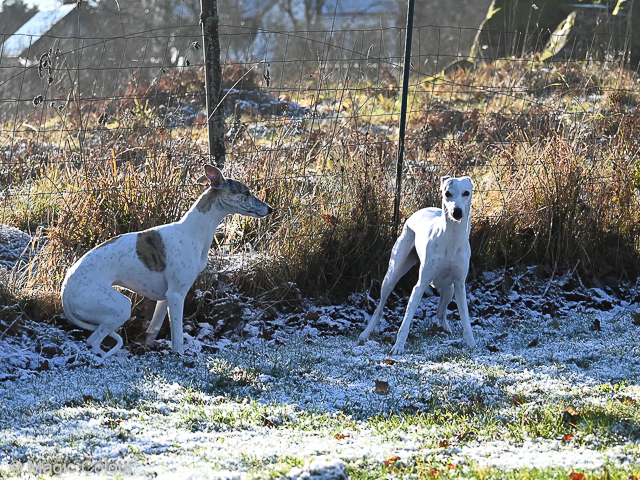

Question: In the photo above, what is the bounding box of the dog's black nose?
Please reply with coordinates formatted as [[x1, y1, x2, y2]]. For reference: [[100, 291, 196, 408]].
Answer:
[[452, 207, 463, 220], [266, 205, 273, 215]]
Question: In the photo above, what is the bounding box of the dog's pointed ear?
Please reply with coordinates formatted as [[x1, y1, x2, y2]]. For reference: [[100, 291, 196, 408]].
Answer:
[[197, 165, 226, 188], [195, 174, 209, 185]]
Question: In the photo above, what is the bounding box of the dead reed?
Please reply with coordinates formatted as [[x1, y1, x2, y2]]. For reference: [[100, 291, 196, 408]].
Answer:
[[2, 57, 640, 319]]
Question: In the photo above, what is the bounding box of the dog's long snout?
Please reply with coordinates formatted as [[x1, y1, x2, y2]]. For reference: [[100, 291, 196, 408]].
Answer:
[[266, 205, 273, 215], [452, 207, 463, 220]]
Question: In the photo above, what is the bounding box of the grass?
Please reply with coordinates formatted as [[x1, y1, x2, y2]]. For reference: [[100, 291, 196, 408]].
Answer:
[[2, 307, 640, 478], [3, 50, 640, 478], [0, 62, 630, 314], [0, 56, 638, 317]]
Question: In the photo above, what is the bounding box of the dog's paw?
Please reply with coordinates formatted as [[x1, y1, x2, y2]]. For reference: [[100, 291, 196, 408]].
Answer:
[[464, 336, 477, 348], [389, 344, 405, 356], [357, 332, 370, 345], [440, 321, 452, 334]]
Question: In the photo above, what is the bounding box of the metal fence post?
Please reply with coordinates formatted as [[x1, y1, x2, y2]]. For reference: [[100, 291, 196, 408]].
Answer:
[[392, 0, 416, 237], [200, 0, 226, 168]]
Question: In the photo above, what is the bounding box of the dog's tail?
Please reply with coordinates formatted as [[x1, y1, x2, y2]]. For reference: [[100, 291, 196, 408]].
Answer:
[[61, 294, 123, 358]]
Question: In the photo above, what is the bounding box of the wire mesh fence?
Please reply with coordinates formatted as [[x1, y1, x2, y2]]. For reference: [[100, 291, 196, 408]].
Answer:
[[1, 9, 640, 305]]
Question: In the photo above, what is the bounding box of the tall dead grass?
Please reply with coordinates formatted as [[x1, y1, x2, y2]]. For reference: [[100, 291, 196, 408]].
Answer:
[[477, 135, 640, 279], [3, 57, 640, 318]]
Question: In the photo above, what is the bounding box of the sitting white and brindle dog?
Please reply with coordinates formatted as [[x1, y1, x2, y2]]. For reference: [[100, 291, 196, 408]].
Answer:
[[359, 175, 476, 354], [61, 165, 272, 358]]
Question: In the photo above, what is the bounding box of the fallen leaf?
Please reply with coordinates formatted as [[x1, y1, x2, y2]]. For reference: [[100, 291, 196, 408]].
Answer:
[[428, 467, 440, 478], [618, 396, 635, 405], [439, 440, 450, 448], [513, 395, 525, 405], [457, 431, 475, 441], [263, 417, 276, 427], [562, 406, 581, 425], [102, 418, 122, 429], [562, 433, 574, 442], [383, 455, 400, 466], [375, 380, 389, 394], [447, 464, 456, 470], [527, 337, 539, 348], [322, 214, 339, 225], [569, 472, 586, 480], [552, 319, 561, 329], [385, 359, 396, 365], [633, 312, 640, 326], [486, 344, 499, 353], [334, 433, 349, 440], [565, 406, 579, 416]]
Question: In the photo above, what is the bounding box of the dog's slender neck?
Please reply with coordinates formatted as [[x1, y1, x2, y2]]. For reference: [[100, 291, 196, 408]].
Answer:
[[179, 187, 228, 246], [441, 203, 471, 238]]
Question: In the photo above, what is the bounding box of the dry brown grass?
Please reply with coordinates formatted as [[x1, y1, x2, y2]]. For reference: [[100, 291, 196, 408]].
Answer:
[[2, 56, 640, 319], [474, 134, 640, 280]]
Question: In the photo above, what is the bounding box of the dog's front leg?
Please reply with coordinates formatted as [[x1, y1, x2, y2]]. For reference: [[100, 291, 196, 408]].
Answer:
[[435, 284, 454, 333], [390, 282, 428, 355], [453, 280, 476, 347], [166, 291, 186, 355], [145, 300, 168, 348]]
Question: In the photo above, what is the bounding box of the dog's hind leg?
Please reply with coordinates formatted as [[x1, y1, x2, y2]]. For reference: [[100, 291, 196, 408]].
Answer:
[[145, 300, 168, 348], [390, 274, 429, 355], [79, 288, 131, 357], [453, 279, 476, 347], [87, 328, 123, 359], [359, 227, 418, 343], [435, 284, 454, 333], [166, 290, 186, 355]]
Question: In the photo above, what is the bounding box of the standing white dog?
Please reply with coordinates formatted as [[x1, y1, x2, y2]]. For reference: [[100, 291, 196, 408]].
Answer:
[[359, 175, 476, 354], [61, 165, 272, 358]]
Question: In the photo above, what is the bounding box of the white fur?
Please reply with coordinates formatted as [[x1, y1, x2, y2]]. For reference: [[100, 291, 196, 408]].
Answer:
[[61, 165, 272, 358], [359, 175, 476, 354]]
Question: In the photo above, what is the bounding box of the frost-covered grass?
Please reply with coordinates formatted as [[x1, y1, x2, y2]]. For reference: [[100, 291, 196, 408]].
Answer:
[[1, 306, 640, 478]]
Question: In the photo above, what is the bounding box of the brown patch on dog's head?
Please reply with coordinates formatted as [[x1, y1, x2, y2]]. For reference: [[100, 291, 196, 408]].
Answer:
[[136, 230, 166, 272]]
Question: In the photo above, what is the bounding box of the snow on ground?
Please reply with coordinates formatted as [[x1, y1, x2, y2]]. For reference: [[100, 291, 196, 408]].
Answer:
[[1, 265, 640, 477], [0, 224, 34, 271]]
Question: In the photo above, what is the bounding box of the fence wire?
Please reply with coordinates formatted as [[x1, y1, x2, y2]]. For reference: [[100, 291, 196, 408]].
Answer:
[[1, 13, 640, 297]]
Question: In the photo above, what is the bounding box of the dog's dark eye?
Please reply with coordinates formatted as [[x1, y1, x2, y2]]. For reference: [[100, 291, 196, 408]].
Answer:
[[462, 191, 470, 197], [445, 191, 452, 198]]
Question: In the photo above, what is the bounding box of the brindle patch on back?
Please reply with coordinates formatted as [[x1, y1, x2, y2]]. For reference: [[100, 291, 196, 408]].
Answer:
[[136, 230, 166, 272]]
